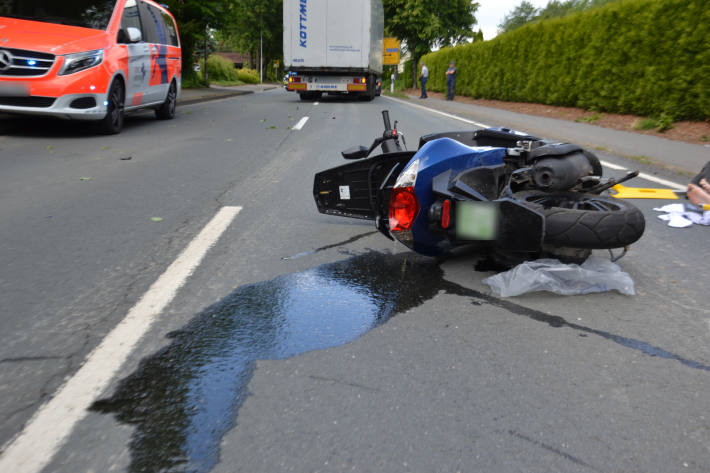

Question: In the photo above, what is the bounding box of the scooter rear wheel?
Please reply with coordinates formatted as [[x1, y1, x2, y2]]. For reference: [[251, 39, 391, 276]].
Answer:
[[514, 191, 645, 249]]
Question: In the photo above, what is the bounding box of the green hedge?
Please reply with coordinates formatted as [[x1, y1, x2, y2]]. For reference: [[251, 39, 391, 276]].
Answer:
[[207, 54, 239, 82], [237, 68, 260, 84], [421, 0, 710, 120]]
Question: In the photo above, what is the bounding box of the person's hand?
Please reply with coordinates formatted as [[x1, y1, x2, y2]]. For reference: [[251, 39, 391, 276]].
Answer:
[[687, 180, 710, 205]]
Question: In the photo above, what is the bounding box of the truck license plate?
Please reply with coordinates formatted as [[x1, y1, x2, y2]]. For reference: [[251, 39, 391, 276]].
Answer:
[[455, 201, 498, 240]]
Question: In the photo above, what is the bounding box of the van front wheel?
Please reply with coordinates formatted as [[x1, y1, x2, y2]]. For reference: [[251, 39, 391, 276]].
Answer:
[[156, 81, 177, 120], [98, 79, 125, 135]]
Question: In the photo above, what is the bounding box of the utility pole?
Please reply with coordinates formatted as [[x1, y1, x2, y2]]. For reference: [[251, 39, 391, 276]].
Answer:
[[259, 9, 263, 84], [204, 23, 209, 86]]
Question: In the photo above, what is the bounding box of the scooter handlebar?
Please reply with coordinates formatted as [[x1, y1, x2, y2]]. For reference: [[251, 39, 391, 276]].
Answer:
[[382, 110, 392, 132]]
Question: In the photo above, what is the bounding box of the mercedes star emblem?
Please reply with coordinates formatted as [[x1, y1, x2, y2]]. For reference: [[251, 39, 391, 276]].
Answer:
[[0, 50, 13, 71]]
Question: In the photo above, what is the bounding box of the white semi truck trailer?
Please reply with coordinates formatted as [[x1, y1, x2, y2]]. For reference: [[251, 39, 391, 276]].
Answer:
[[283, 0, 383, 101]]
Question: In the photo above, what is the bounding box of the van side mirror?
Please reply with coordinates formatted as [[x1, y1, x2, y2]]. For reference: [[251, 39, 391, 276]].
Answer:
[[127, 27, 142, 43]]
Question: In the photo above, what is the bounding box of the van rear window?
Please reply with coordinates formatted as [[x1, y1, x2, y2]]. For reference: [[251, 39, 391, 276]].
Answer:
[[0, 0, 116, 30]]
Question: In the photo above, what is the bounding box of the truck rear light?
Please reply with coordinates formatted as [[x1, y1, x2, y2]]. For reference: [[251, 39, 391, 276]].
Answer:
[[353, 77, 366, 84], [441, 200, 451, 229], [291, 77, 301, 83], [389, 187, 420, 232]]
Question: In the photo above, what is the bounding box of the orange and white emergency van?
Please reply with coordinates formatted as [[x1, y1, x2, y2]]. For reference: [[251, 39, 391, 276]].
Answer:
[[0, 0, 182, 134]]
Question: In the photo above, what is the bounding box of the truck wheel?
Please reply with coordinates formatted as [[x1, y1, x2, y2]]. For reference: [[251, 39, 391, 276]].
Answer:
[[514, 190, 645, 249]]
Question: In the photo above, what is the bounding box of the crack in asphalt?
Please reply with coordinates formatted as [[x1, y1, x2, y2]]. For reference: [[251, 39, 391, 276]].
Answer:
[[507, 429, 601, 472], [282, 231, 378, 260], [0, 356, 64, 364], [308, 375, 382, 392]]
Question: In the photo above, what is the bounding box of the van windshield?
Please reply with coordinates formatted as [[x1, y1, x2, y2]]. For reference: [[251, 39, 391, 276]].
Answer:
[[0, 0, 117, 30]]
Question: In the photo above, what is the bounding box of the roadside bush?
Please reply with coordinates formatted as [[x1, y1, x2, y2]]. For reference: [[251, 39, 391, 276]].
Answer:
[[382, 63, 411, 92], [207, 54, 239, 82], [237, 68, 260, 84], [421, 0, 710, 121]]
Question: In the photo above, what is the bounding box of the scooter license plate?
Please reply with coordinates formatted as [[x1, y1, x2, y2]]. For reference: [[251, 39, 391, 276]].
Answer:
[[455, 201, 499, 240]]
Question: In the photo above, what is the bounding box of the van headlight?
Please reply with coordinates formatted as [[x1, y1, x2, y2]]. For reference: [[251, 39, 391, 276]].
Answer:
[[59, 50, 104, 76]]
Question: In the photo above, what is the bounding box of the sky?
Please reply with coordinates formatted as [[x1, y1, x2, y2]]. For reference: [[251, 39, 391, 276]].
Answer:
[[476, 0, 550, 40]]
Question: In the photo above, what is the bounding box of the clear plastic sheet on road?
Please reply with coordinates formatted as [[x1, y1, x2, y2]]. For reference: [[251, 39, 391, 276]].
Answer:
[[483, 257, 635, 297]]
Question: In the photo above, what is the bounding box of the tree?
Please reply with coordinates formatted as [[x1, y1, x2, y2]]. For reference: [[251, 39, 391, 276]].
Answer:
[[163, 0, 236, 82], [383, 0, 480, 87], [219, 0, 283, 79], [498, 0, 620, 34], [497, 1, 540, 34]]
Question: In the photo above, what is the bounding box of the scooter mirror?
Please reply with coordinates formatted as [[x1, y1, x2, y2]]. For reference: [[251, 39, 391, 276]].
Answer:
[[342, 146, 370, 159]]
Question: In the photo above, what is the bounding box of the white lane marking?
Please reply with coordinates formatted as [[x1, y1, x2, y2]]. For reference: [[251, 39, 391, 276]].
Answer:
[[599, 159, 628, 171], [635, 173, 687, 191], [0, 206, 242, 473], [293, 116, 309, 130], [600, 160, 686, 190], [383, 95, 489, 127], [384, 95, 687, 190]]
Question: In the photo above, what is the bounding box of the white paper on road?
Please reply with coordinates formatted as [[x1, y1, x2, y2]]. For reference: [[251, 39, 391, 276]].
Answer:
[[654, 203, 710, 227]]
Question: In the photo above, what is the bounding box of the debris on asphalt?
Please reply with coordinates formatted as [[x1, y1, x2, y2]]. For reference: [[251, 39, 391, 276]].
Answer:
[[79, 176, 91, 181], [483, 257, 635, 297], [120, 156, 132, 160], [654, 203, 710, 227], [151, 217, 163, 222]]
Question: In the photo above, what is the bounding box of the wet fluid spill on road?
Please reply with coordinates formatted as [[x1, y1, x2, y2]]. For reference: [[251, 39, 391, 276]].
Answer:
[[91, 251, 710, 473], [91, 252, 445, 473]]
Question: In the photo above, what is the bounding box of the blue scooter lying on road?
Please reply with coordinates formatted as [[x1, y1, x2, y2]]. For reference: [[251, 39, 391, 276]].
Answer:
[[314, 111, 645, 266]]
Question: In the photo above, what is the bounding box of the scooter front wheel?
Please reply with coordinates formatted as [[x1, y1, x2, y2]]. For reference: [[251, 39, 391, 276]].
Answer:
[[514, 191, 645, 249]]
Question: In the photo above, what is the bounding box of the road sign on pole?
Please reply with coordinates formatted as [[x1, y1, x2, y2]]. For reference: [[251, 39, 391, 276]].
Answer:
[[383, 38, 400, 66]]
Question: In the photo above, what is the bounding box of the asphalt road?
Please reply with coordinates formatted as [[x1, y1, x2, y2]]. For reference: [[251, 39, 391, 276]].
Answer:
[[0, 88, 708, 473]]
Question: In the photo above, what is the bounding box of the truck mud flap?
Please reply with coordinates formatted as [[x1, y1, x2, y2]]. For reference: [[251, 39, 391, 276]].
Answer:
[[313, 151, 416, 220]]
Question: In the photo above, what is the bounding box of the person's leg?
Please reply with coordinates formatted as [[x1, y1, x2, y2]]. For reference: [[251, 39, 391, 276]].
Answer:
[[422, 78, 427, 97]]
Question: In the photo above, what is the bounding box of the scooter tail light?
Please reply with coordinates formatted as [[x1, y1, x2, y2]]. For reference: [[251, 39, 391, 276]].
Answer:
[[441, 199, 451, 229], [389, 186, 420, 232]]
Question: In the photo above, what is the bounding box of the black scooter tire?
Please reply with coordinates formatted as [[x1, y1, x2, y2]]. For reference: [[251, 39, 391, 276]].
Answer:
[[514, 191, 645, 249]]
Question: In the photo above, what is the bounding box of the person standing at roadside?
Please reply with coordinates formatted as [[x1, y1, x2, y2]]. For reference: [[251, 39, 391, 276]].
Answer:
[[446, 61, 457, 100], [419, 63, 429, 98]]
